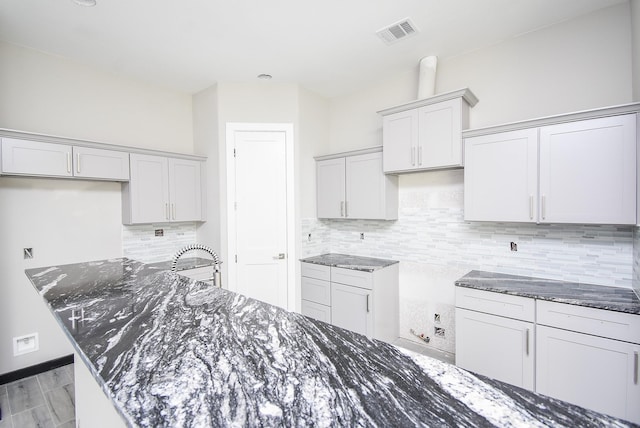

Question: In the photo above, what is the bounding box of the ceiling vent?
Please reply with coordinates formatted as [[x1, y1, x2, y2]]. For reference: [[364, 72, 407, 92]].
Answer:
[[376, 18, 419, 45]]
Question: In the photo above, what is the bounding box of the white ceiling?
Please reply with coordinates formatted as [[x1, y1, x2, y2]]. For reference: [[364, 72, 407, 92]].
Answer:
[[0, 0, 626, 98]]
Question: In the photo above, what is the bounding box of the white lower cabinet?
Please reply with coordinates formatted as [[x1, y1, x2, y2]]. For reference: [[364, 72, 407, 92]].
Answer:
[[300, 261, 399, 343], [536, 301, 640, 424], [455, 288, 535, 391], [456, 288, 640, 424]]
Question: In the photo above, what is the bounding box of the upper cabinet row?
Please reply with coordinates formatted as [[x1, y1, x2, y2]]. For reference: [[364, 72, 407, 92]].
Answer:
[[316, 148, 398, 220], [378, 88, 479, 173], [0, 136, 206, 225], [464, 112, 637, 225]]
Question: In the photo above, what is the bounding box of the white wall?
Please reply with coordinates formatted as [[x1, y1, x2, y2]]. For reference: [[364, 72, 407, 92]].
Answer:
[[0, 43, 194, 375], [0, 178, 122, 374], [318, 3, 635, 355], [0, 42, 194, 153]]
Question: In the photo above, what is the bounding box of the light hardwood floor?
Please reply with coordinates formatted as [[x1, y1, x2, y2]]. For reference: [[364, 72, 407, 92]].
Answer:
[[0, 364, 75, 428]]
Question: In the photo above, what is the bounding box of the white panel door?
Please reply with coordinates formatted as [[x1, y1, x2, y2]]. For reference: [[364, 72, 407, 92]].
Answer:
[[539, 114, 636, 224], [464, 129, 538, 222], [316, 158, 345, 218], [455, 308, 534, 391], [331, 283, 372, 337], [345, 152, 384, 219], [418, 98, 462, 168], [1, 138, 72, 177], [73, 146, 130, 181], [234, 131, 288, 309], [537, 325, 640, 423], [129, 154, 170, 223], [168, 158, 202, 222], [382, 109, 419, 173]]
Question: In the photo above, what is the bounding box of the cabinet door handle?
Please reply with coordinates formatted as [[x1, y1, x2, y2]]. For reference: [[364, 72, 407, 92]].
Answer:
[[411, 147, 415, 166], [634, 351, 638, 385], [172, 203, 176, 220], [165, 203, 170, 220], [366, 294, 370, 313], [66, 153, 71, 173], [541, 195, 546, 220], [340, 201, 344, 217], [345, 201, 348, 218], [418, 146, 422, 166], [529, 195, 534, 220], [525, 328, 530, 356], [76, 153, 81, 174]]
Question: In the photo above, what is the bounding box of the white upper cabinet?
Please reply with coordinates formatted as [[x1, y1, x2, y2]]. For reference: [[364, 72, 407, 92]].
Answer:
[[316, 148, 398, 220], [464, 107, 638, 225], [379, 88, 478, 174], [122, 154, 204, 224], [1, 137, 130, 181], [316, 157, 346, 219], [539, 115, 636, 224], [72, 146, 130, 181], [464, 129, 538, 222]]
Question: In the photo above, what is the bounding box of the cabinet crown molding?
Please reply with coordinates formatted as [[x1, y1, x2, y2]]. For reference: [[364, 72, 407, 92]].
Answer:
[[377, 88, 478, 116], [463, 102, 640, 138], [314, 146, 382, 161], [0, 128, 206, 161]]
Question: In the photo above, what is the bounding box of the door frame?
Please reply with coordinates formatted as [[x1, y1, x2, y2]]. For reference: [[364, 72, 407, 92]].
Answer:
[[225, 123, 295, 310]]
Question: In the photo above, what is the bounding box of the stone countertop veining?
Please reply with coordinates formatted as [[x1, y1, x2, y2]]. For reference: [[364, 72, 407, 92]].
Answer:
[[145, 256, 215, 272], [455, 270, 640, 315], [25, 259, 636, 427], [300, 253, 398, 272]]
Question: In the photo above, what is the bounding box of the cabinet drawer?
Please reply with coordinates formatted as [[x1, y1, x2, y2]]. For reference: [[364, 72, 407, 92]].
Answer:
[[455, 287, 535, 322], [301, 277, 331, 306], [301, 300, 331, 324], [537, 300, 640, 344], [301, 262, 330, 281], [331, 267, 373, 290]]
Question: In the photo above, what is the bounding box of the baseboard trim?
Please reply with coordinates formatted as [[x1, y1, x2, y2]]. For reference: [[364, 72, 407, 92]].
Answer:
[[0, 354, 74, 385]]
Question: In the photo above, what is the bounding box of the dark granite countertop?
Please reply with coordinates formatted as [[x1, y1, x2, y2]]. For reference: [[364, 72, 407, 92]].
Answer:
[[25, 258, 636, 427], [300, 253, 398, 272], [145, 256, 215, 272], [456, 270, 640, 315]]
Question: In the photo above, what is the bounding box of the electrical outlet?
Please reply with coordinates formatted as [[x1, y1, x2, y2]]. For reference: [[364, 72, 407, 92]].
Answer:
[[434, 327, 445, 338], [434, 313, 441, 323], [510, 242, 518, 252], [13, 333, 39, 356], [360, 233, 365, 240]]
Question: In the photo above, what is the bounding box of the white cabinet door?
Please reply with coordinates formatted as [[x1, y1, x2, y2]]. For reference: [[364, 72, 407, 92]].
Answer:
[[301, 300, 331, 323], [346, 152, 387, 219], [73, 146, 130, 181], [382, 109, 419, 173], [316, 157, 346, 218], [1, 138, 72, 177], [464, 129, 538, 222], [539, 114, 636, 224], [537, 325, 640, 423], [418, 98, 463, 169], [168, 158, 202, 222], [455, 308, 534, 391], [127, 154, 170, 224], [331, 283, 373, 337]]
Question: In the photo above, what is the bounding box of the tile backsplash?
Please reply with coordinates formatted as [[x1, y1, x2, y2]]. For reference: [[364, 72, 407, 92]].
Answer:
[[123, 223, 197, 263]]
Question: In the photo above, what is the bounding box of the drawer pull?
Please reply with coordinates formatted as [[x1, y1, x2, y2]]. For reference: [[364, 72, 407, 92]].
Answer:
[[635, 351, 638, 385]]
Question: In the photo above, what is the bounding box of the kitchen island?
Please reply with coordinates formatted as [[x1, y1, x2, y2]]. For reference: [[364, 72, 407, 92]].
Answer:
[[25, 259, 635, 427]]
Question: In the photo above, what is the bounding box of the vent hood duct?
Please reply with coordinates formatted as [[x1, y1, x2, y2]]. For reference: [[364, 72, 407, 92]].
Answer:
[[376, 18, 419, 45]]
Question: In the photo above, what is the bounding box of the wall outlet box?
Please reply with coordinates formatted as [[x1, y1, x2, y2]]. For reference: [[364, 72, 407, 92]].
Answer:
[[13, 333, 39, 356]]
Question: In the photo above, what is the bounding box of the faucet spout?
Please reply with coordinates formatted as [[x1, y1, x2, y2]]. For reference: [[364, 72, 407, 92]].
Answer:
[[171, 244, 222, 288]]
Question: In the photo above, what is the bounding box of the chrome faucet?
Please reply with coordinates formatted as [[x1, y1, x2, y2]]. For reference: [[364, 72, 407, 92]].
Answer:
[[171, 244, 222, 288]]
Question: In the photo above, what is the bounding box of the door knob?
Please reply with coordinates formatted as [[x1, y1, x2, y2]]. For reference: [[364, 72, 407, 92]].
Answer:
[[274, 253, 285, 260]]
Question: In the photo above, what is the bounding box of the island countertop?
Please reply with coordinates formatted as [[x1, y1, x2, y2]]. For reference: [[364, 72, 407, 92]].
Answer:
[[25, 258, 635, 427]]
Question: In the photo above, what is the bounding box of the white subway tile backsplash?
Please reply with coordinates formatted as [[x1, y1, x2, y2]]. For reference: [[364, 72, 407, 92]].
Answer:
[[122, 223, 197, 263]]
